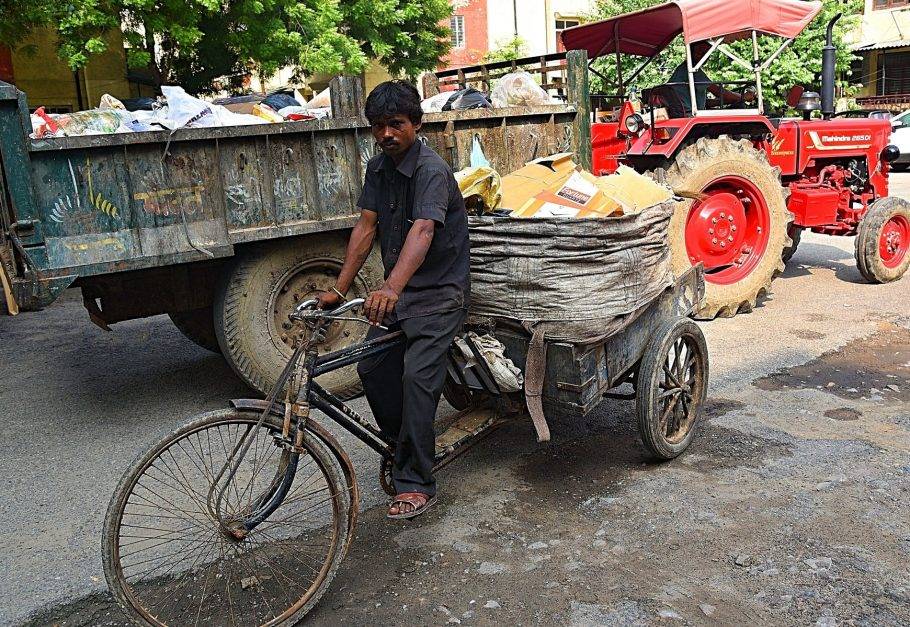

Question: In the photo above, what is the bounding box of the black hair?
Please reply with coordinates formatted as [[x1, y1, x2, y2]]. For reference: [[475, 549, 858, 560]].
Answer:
[[364, 80, 423, 124]]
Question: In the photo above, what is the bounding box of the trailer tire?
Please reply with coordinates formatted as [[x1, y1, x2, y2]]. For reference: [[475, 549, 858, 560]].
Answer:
[[168, 307, 221, 354], [215, 235, 384, 399], [636, 317, 708, 461], [662, 137, 792, 319], [855, 196, 910, 283]]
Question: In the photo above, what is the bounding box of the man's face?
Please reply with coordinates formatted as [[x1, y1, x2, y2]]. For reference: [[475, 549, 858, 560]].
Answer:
[[371, 114, 420, 159]]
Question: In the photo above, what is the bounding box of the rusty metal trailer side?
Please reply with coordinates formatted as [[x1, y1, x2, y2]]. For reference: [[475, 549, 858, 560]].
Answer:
[[0, 51, 591, 313]]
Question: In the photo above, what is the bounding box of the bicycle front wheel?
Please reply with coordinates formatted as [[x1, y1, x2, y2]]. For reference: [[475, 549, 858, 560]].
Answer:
[[102, 409, 350, 626]]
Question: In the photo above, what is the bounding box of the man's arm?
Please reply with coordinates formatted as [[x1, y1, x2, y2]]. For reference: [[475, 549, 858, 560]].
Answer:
[[318, 209, 377, 309], [364, 218, 435, 324], [707, 84, 742, 105]]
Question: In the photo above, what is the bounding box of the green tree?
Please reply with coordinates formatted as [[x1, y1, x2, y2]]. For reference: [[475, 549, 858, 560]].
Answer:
[[0, 0, 451, 92], [483, 36, 528, 63], [588, 0, 861, 112]]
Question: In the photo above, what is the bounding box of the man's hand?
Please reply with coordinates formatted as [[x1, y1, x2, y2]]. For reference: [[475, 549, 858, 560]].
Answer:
[[316, 290, 343, 310], [365, 285, 399, 325]]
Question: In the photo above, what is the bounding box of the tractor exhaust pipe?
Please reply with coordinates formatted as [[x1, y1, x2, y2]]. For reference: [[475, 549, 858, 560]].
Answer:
[[821, 13, 841, 119]]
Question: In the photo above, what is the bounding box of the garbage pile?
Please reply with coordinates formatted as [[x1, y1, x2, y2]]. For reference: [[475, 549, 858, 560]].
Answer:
[[422, 71, 557, 113], [30, 86, 333, 139], [456, 152, 673, 219]]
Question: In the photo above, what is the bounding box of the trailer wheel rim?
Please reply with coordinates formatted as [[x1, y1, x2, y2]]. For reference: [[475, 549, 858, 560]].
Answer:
[[684, 176, 771, 285], [268, 258, 367, 357], [879, 214, 909, 269], [658, 332, 704, 445]]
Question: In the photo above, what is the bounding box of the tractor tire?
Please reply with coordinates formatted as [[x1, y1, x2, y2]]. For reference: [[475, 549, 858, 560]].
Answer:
[[854, 196, 910, 283], [168, 306, 221, 354], [781, 225, 803, 264], [662, 136, 792, 319], [214, 234, 384, 400]]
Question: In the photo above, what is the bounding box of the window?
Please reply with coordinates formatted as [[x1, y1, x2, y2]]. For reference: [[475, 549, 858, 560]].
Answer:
[[876, 51, 910, 96], [555, 18, 580, 52], [873, 0, 909, 10], [450, 15, 465, 49]]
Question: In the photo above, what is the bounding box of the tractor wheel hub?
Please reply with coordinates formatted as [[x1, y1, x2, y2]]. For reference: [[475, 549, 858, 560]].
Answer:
[[686, 192, 747, 260]]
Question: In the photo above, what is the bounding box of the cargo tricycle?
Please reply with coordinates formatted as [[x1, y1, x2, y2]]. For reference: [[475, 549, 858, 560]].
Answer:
[[102, 265, 707, 626]]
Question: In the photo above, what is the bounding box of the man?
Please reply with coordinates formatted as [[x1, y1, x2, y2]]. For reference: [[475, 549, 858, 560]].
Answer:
[[317, 80, 470, 520], [668, 41, 742, 115]]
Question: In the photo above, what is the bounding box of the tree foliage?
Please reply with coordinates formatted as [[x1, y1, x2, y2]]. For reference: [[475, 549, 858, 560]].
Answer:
[[588, 0, 861, 112], [483, 37, 528, 63], [0, 0, 451, 92]]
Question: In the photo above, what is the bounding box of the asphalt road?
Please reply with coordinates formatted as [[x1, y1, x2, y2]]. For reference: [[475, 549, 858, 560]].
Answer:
[[1, 175, 909, 626]]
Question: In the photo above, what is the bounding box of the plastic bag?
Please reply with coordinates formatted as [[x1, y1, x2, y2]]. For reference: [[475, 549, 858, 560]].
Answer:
[[99, 94, 126, 110], [158, 86, 217, 129], [454, 333, 523, 392], [455, 166, 502, 215], [421, 91, 452, 113], [304, 87, 331, 110], [442, 88, 491, 111], [264, 92, 299, 111], [491, 72, 554, 108], [470, 134, 490, 168]]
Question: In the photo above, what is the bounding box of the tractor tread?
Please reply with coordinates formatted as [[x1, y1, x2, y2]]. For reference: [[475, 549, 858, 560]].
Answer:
[[661, 135, 792, 321]]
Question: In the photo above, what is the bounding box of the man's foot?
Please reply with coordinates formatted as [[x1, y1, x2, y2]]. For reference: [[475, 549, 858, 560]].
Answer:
[[387, 492, 437, 520]]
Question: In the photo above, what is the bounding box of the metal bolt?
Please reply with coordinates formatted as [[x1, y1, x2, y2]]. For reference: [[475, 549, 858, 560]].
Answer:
[[757, 226, 762, 233], [708, 228, 714, 235], [728, 235, 734, 242], [712, 217, 718, 224], [720, 212, 726, 218], [727, 214, 734, 222], [712, 238, 718, 244], [731, 225, 737, 232], [720, 241, 726, 248]]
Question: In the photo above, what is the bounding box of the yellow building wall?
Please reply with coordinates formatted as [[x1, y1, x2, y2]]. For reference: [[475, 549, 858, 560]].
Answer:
[[851, 2, 910, 98], [11, 28, 132, 111]]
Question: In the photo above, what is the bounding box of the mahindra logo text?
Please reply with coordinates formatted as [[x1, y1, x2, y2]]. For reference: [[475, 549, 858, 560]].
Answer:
[[821, 134, 872, 143]]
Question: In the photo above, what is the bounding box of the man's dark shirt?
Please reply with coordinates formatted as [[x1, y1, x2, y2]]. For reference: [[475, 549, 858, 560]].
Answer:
[[357, 140, 470, 320], [669, 62, 709, 114]]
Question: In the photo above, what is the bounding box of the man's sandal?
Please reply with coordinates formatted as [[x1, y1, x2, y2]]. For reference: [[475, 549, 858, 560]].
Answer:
[[387, 492, 437, 520]]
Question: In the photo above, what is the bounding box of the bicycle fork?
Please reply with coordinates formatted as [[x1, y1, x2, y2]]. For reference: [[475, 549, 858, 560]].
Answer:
[[212, 335, 320, 541]]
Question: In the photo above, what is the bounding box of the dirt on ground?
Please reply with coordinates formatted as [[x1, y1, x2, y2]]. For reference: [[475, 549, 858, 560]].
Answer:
[[26, 322, 910, 626]]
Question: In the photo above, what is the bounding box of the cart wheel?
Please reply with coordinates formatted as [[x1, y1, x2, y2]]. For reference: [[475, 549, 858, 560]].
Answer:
[[636, 317, 709, 460], [379, 458, 396, 496]]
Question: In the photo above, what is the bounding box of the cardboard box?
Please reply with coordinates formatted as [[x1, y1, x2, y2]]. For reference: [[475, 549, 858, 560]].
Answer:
[[593, 164, 672, 215], [511, 169, 622, 218], [501, 153, 673, 219], [499, 153, 578, 211]]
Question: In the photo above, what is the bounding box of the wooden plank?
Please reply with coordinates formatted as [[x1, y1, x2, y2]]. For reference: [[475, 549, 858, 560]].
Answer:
[[0, 254, 18, 315], [566, 49, 592, 171]]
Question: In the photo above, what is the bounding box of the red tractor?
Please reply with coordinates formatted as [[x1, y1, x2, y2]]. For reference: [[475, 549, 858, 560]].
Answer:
[[562, 0, 909, 318]]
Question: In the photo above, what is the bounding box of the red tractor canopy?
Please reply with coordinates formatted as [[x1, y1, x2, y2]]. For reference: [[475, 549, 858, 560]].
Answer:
[[561, 0, 822, 59]]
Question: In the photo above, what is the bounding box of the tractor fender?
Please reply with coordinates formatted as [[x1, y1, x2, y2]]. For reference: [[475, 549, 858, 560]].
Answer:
[[228, 398, 360, 557], [629, 116, 777, 162]]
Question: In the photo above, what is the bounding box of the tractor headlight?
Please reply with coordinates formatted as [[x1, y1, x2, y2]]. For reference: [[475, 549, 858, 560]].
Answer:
[[625, 113, 644, 135]]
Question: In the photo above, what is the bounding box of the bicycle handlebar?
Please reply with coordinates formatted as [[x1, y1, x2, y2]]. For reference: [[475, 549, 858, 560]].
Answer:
[[290, 297, 367, 322]]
